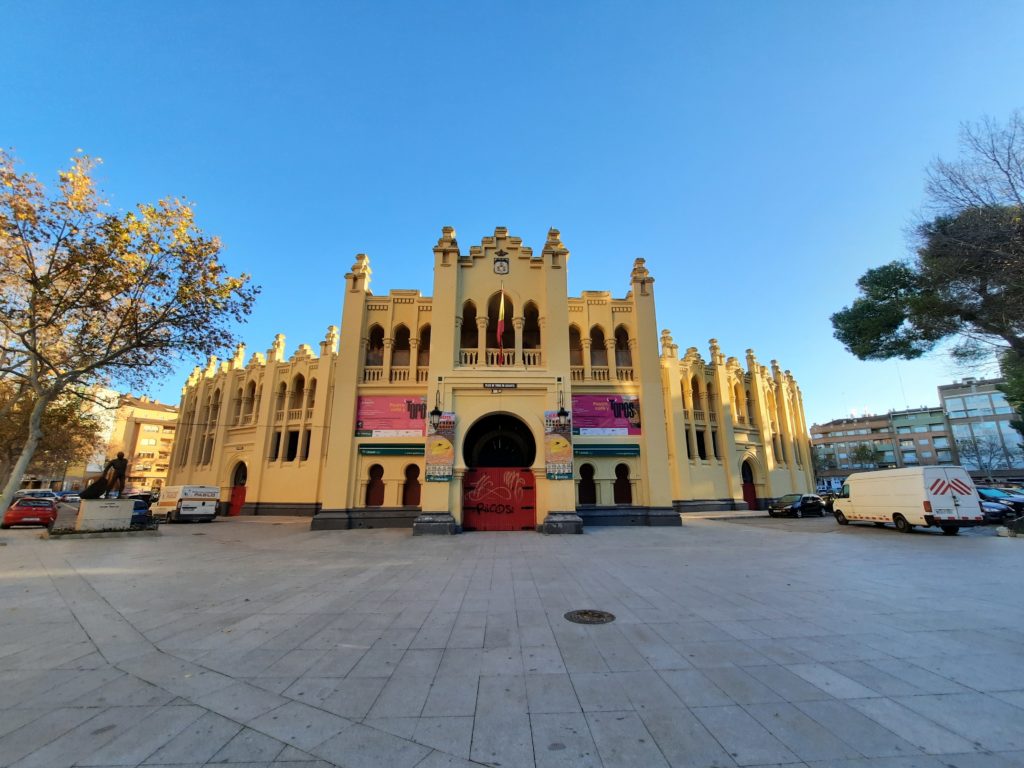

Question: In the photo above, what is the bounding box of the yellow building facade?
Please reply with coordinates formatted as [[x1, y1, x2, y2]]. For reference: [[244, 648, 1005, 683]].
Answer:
[[168, 228, 813, 532]]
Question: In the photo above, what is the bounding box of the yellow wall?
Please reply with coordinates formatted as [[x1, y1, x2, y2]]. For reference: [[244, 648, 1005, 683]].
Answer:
[[168, 227, 814, 521]]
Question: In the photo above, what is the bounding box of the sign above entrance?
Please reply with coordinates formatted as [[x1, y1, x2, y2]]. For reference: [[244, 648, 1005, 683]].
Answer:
[[483, 383, 517, 390]]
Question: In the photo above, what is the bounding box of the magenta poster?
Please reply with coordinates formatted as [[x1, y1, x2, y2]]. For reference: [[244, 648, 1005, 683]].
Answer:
[[355, 396, 427, 437], [571, 394, 641, 436]]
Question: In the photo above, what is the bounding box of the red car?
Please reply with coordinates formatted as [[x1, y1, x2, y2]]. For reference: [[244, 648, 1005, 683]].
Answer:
[[2, 498, 58, 528]]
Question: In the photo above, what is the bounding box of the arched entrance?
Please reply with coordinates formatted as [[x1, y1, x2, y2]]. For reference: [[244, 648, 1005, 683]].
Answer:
[[462, 413, 537, 531], [741, 459, 758, 510], [228, 462, 247, 516]]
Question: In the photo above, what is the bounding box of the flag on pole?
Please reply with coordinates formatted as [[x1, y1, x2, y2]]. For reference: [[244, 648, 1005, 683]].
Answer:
[[496, 285, 505, 364]]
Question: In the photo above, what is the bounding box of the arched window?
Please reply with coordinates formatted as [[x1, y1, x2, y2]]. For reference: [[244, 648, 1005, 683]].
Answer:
[[243, 380, 257, 417], [578, 463, 597, 505], [690, 376, 702, 411], [366, 325, 385, 366], [289, 375, 305, 410], [614, 326, 632, 367], [402, 464, 421, 506], [392, 325, 411, 367], [523, 302, 541, 349], [275, 382, 287, 412], [746, 388, 755, 426], [365, 464, 385, 507], [306, 378, 317, 410], [734, 382, 745, 421], [232, 387, 243, 423], [613, 463, 632, 504], [569, 326, 583, 366], [418, 325, 431, 366], [590, 327, 607, 367], [460, 302, 478, 349], [487, 293, 514, 350]]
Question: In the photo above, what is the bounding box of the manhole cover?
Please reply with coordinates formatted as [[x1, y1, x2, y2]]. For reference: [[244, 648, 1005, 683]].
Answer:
[[564, 609, 615, 625], [191, 532, 206, 536]]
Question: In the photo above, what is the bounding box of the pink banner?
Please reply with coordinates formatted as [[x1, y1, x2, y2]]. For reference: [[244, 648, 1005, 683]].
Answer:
[[571, 394, 641, 435], [355, 396, 427, 437]]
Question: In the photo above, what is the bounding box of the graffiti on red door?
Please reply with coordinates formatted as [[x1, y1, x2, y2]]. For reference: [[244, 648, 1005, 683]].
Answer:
[[462, 468, 536, 531]]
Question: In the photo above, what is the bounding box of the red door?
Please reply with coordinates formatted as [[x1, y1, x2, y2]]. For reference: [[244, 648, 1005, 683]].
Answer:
[[462, 468, 536, 531], [742, 482, 758, 510], [228, 485, 246, 517]]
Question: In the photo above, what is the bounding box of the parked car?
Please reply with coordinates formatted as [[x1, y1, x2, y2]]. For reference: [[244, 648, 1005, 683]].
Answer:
[[130, 499, 153, 528], [768, 493, 825, 518], [13, 489, 59, 500], [976, 487, 1024, 514], [2, 497, 58, 529], [980, 500, 1014, 524]]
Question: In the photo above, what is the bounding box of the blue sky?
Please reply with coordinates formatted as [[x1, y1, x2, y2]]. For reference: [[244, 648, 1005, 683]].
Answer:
[[5, 1, 1022, 425]]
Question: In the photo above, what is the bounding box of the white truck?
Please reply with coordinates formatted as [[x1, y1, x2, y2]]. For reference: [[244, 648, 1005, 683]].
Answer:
[[152, 485, 220, 523], [831, 466, 984, 535]]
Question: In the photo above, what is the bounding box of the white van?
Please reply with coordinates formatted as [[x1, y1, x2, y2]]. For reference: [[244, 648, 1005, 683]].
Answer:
[[831, 466, 983, 535], [152, 485, 220, 523]]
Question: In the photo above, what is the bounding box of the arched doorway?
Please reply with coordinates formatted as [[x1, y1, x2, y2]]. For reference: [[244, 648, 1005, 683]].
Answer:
[[741, 459, 758, 510], [228, 462, 247, 516], [462, 413, 537, 531]]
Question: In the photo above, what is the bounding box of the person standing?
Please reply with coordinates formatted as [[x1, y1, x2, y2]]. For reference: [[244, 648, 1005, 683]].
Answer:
[[103, 452, 129, 497]]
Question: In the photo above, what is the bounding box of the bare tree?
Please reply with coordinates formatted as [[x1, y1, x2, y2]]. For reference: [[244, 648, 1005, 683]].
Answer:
[[955, 436, 1007, 482]]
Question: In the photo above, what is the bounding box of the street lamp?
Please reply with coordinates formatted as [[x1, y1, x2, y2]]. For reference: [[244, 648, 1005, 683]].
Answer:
[[429, 387, 442, 431], [556, 387, 570, 430]]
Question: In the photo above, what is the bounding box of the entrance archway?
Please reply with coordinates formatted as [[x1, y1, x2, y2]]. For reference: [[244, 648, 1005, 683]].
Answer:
[[462, 413, 537, 531], [741, 459, 758, 510], [228, 461, 247, 516]]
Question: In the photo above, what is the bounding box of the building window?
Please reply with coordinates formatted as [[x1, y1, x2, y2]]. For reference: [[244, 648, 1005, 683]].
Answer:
[[285, 430, 299, 461], [365, 465, 385, 507], [392, 325, 411, 367], [613, 464, 632, 505], [365, 325, 385, 366], [401, 464, 421, 506], [696, 430, 707, 460], [301, 429, 311, 461], [269, 431, 281, 460], [578, 464, 597, 505]]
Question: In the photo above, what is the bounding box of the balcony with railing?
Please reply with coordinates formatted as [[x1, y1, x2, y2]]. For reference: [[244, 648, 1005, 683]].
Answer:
[[457, 349, 542, 368]]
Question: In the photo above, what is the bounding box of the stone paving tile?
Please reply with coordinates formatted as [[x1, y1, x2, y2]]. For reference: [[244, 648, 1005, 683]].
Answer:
[[313, 722, 432, 768], [569, 671, 635, 712], [190, 680, 290, 722], [635, 707, 737, 768], [658, 668, 734, 707], [141, 710, 241, 765], [794, 699, 923, 758], [470, 712, 535, 768], [691, 705, 800, 766], [584, 710, 670, 768], [744, 701, 862, 762], [246, 701, 351, 751], [893, 693, 1024, 752], [845, 697, 980, 755], [0, 707, 101, 767], [530, 712, 601, 768], [208, 726, 288, 762], [410, 716, 474, 757]]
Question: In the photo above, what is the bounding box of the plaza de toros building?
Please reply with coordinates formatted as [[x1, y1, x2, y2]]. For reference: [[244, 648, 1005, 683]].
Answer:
[[168, 227, 813, 533]]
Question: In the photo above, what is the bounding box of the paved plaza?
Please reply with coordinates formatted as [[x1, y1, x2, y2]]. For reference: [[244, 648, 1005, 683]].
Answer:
[[1, 516, 1022, 768]]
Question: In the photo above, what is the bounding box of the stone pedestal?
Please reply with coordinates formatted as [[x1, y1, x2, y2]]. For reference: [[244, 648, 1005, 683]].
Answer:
[[540, 512, 584, 534], [76, 499, 134, 531], [412, 513, 459, 535]]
